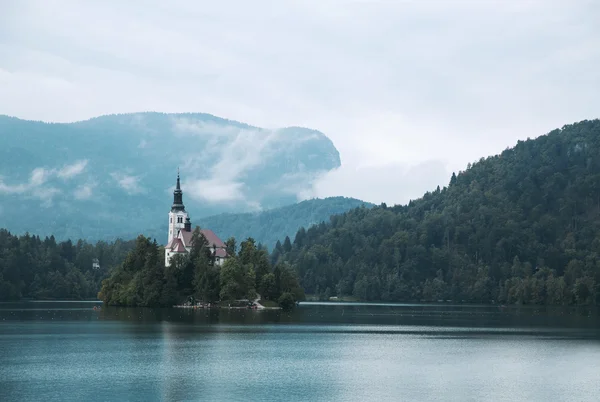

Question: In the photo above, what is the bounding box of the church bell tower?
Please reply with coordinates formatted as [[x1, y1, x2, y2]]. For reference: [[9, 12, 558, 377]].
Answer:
[[167, 170, 190, 243]]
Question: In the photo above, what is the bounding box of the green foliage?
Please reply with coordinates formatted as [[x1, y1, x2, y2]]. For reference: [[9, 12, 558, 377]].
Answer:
[[99, 227, 301, 307], [272, 262, 305, 302], [194, 256, 220, 303], [259, 273, 278, 300], [278, 292, 296, 311], [277, 120, 600, 306], [0, 229, 134, 301], [98, 235, 166, 306], [219, 257, 256, 301], [100, 228, 216, 306]]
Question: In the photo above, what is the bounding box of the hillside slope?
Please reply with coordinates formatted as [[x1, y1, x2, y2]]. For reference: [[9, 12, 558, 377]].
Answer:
[[277, 120, 600, 305], [0, 113, 340, 240], [198, 197, 373, 249], [119, 196, 373, 248]]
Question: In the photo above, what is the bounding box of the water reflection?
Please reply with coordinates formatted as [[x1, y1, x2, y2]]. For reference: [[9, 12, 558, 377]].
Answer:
[[1, 302, 599, 401]]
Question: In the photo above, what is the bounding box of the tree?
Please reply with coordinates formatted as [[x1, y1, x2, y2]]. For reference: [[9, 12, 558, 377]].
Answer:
[[194, 257, 220, 302], [225, 237, 237, 257], [253, 250, 271, 291], [293, 228, 306, 248], [99, 235, 164, 306], [219, 257, 256, 301], [275, 263, 305, 301], [190, 227, 211, 262], [278, 292, 296, 311], [283, 236, 293, 252], [239, 238, 257, 266], [259, 273, 278, 300]]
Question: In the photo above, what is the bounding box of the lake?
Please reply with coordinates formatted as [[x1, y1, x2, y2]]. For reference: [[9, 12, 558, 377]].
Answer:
[[1, 301, 599, 401]]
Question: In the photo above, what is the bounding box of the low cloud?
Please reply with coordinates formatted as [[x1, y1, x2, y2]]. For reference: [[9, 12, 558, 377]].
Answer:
[[171, 118, 243, 139], [0, 178, 27, 194], [264, 170, 320, 197], [172, 118, 337, 209], [0, 160, 91, 206], [0, 167, 62, 204], [74, 183, 94, 200], [173, 118, 283, 207], [30, 167, 51, 186], [184, 178, 245, 204], [111, 172, 144, 194], [31, 186, 61, 207], [302, 160, 451, 206], [57, 160, 88, 179]]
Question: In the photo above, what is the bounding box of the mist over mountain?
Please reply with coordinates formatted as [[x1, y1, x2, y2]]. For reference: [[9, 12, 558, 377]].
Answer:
[[0, 112, 341, 240]]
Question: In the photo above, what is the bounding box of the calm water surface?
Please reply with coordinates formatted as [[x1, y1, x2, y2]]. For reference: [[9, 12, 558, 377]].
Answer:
[[1, 301, 599, 401]]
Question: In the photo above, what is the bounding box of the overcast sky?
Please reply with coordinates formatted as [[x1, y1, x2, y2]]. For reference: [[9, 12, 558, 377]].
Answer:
[[1, 0, 599, 205]]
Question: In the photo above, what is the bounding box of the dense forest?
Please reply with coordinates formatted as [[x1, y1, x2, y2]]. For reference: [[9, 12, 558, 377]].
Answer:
[[6, 120, 600, 306], [98, 228, 304, 309], [0, 229, 135, 301], [276, 120, 600, 305]]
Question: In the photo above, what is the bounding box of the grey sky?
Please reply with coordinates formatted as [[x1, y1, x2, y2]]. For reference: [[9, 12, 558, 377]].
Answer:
[[1, 0, 599, 205]]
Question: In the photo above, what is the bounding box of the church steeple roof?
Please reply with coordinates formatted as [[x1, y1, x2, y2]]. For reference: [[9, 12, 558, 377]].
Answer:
[[171, 169, 185, 212]]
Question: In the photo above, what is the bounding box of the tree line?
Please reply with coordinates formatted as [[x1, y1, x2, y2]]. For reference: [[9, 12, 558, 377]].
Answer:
[[5, 121, 600, 307], [98, 228, 304, 309], [0, 229, 135, 301], [274, 120, 600, 306]]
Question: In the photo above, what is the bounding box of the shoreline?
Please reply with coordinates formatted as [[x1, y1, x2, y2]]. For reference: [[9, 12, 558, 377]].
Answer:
[[173, 299, 281, 310], [173, 305, 281, 310]]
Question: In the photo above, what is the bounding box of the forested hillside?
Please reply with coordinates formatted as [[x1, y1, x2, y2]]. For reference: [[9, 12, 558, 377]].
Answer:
[[198, 197, 372, 249], [0, 229, 135, 300], [276, 120, 600, 305]]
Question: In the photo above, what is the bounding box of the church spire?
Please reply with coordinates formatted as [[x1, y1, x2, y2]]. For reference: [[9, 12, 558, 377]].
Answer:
[[171, 169, 185, 212]]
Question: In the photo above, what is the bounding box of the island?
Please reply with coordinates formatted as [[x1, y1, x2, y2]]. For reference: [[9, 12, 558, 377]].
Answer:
[[98, 173, 304, 310]]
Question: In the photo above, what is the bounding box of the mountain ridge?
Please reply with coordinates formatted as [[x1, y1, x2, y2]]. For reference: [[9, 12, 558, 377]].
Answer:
[[0, 112, 342, 240]]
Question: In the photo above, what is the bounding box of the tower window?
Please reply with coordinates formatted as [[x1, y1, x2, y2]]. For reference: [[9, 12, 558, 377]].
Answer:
[[177, 216, 183, 223], [170, 218, 172, 223]]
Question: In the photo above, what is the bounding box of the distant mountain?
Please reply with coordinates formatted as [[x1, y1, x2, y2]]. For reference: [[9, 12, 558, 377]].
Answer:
[[0, 112, 341, 240], [118, 196, 373, 249], [198, 197, 373, 249]]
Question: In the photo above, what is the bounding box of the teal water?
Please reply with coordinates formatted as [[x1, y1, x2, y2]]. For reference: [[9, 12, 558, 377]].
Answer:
[[1, 301, 599, 401]]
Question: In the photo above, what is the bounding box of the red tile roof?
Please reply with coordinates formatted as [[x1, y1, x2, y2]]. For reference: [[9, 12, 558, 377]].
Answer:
[[165, 228, 228, 258], [170, 238, 187, 253], [179, 230, 193, 247], [214, 247, 227, 258], [166, 238, 177, 248], [200, 229, 226, 248]]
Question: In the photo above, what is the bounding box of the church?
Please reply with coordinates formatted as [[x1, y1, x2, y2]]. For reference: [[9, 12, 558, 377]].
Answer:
[[164, 172, 229, 267]]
